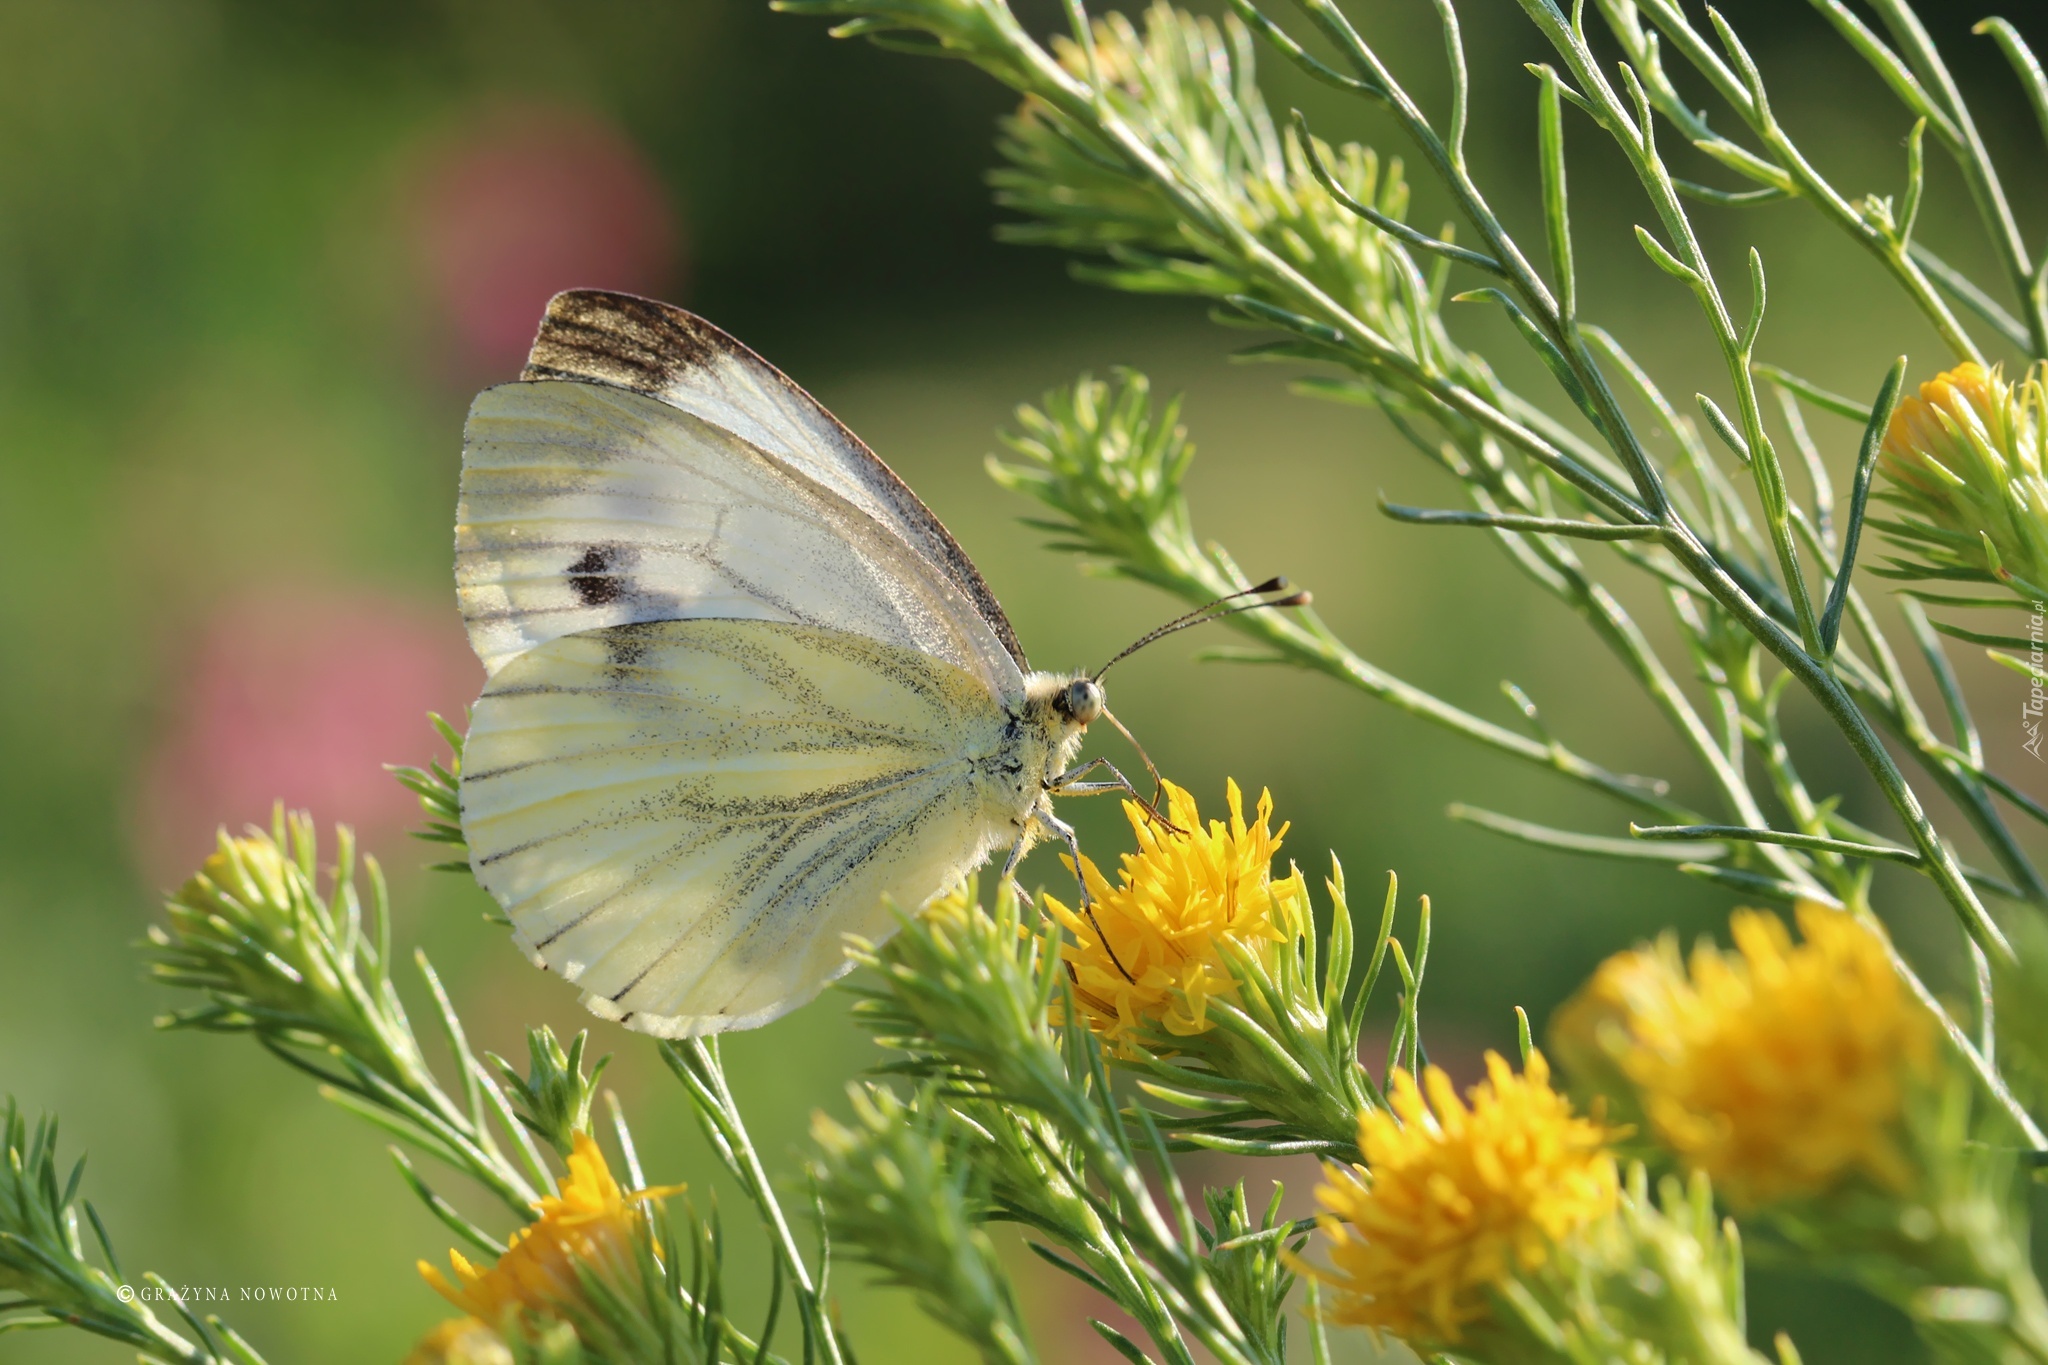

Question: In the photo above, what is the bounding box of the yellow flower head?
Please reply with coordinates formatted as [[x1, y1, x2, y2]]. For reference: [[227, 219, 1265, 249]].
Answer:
[[1565, 903, 1935, 1207], [1045, 779, 1304, 1056], [416, 1133, 683, 1335], [1305, 1049, 1618, 1345], [1878, 360, 2048, 592]]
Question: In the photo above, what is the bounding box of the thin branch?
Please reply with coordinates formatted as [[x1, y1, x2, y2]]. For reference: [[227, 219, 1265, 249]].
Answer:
[[1378, 496, 1658, 539]]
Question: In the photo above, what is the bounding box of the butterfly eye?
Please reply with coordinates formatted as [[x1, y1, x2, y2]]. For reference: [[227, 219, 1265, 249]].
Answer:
[[1063, 679, 1105, 726]]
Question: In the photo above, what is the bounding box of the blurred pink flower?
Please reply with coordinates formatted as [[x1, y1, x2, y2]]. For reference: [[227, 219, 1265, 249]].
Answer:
[[409, 103, 682, 376], [134, 587, 480, 883]]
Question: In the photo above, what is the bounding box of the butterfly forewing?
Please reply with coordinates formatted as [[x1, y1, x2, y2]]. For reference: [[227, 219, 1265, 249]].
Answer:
[[462, 618, 1015, 1034], [457, 378, 1023, 700], [518, 288, 1029, 669]]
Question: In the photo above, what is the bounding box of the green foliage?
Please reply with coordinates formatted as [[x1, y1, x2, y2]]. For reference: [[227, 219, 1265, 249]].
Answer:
[[1189, 1183, 1304, 1365], [1758, 1083, 2048, 1365], [811, 1084, 1036, 1365], [146, 811, 554, 1223], [1870, 364, 2048, 609], [842, 878, 1299, 1365], [0, 1100, 268, 1364], [390, 712, 473, 876], [497, 1028, 611, 1159], [833, 877, 1790, 1365], [149, 813, 408, 1078], [145, 812, 791, 1364], [988, 368, 1203, 591], [779, 0, 2048, 1357], [1485, 1169, 1774, 1365], [791, 0, 2048, 1145], [990, 5, 1439, 362], [1993, 910, 2048, 1112], [661, 1038, 850, 1365]]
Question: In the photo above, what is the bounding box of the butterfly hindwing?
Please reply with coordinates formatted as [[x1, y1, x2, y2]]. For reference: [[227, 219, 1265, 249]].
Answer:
[[460, 618, 1016, 1035], [518, 288, 1029, 669], [456, 378, 1024, 701]]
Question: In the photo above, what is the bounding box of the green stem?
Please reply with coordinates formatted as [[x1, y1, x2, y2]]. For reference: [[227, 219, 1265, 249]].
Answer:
[[1663, 521, 2013, 963], [1169, 541, 1688, 816], [1831, 589, 2048, 906], [663, 1040, 847, 1365], [1614, 0, 1982, 361], [1498, 0, 2012, 965], [1292, 0, 1674, 517], [1861, 0, 2046, 358]]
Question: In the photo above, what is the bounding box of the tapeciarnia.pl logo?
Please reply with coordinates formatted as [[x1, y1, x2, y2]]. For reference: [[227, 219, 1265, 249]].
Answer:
[[2025, 601, 2046, 761]]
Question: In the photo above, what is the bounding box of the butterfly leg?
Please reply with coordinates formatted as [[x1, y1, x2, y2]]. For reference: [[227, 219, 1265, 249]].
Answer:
[[1048, 758, 1183, 833], [1046, 756, 1130, 796], [997, 804, 1137, 984], [998, 822, 1033, 883], [1035, 807, 1087, 904], [996, 804, 1084, 902], [1035, 806, 1137, 985]]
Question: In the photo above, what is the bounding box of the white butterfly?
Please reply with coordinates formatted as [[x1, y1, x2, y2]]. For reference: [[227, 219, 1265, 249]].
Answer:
[[453, 289, 1177, 1038]]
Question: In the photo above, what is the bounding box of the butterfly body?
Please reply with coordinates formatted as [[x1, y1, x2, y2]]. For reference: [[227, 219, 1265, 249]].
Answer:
[[453, 290, 1103, 1036]]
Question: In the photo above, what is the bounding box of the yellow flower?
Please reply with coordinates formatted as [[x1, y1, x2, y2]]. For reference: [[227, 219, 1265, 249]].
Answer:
[[1565, 903, 1935, 1207], [1304, 1049, 1618, 1345], [414, 1134, 682, 1345], [1044, 779, 1304, 1056], [1548, 929, 1689, 1094], [1878, 360, 2048, 593]]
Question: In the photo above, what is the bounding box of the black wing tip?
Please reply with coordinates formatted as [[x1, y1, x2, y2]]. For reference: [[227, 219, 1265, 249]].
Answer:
[[534, 287, 697, 334], [521, 289, 746, 387]]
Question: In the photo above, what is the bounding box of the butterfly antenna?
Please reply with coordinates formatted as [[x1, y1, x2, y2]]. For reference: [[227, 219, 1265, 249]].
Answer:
[[1101, 707, 1185, 836], [1092, 576, 1311, 681]]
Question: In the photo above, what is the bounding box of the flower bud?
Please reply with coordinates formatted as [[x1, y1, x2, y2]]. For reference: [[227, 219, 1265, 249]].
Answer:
[[1878, 361, 2048, 598]]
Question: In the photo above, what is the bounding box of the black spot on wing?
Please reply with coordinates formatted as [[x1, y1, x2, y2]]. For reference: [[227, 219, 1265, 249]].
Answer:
[[568, 544, 627, 606], [552, 550, 690, 665]]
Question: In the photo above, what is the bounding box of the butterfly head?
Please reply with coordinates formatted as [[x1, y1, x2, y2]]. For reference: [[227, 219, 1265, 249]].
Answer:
[[1022, 672, 1105, 774], [1056, 676, 1106, 728]]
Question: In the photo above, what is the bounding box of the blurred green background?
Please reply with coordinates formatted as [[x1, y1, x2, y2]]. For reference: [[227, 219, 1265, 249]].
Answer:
[[4, 0, 2048, 1360]]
